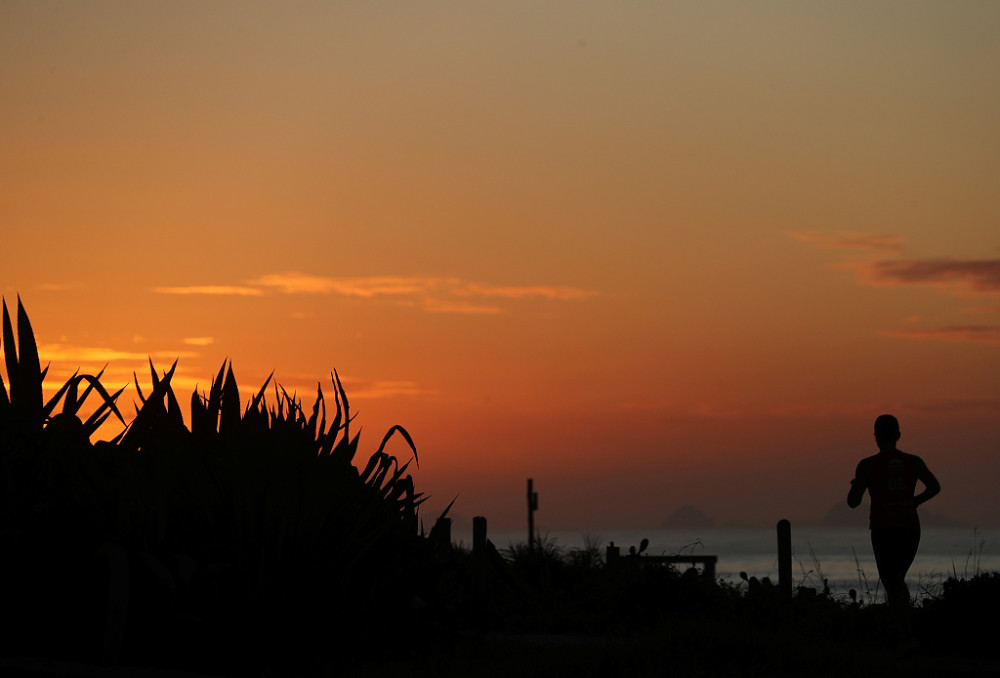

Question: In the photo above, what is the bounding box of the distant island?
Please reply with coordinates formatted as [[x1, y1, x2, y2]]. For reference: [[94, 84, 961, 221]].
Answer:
[[661, 505, 715, 529]]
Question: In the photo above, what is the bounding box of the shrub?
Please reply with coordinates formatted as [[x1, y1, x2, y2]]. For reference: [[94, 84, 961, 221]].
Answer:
[[0, 297, 439, 673]]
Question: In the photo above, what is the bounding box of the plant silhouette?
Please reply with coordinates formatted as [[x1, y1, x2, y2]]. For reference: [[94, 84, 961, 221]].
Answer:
[[0, 297, 440, 673]]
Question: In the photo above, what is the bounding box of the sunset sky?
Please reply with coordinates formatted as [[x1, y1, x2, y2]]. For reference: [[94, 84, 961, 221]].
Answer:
[[2, 1, 998, 531]]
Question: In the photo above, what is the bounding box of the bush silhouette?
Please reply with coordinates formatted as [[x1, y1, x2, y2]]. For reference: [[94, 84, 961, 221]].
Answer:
[[0, 297, 438, 672]]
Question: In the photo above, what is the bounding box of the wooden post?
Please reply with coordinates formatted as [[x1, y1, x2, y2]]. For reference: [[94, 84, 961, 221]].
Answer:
[[777, 519, 792, 600], [606, 541, 620, 568], [703, 555, 717, 581], [431, 515, 452, 551], [527, 478, 538, 549], [473, 515, 487, 559], [472, 516, 488, 604]]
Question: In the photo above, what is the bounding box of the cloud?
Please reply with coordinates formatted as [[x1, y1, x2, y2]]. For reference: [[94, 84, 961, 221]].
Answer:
[[152, 285, 264, 296], [876, 326, 1000, 347], [183, 337, 214, 346], [859, 259, 1000, 295], [456, 283, 601, 301], [422, 299, 503, 315], [154, 272, 600, 314], [250, 273, 430, 297], [789, 232, 904, 253], [37, 344, 199, 363], [791, 232, 1000, 298]]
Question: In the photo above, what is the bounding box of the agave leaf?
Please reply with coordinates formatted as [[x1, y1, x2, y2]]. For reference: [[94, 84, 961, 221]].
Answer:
[[15, 297, 43, 424], [118, 359, 178, 449], [332, 431, 360, 466], [75, 375, 127, 426], [328, 372, 343, 436], [75, 363, 107, 403], [219, 364, 240, 437], [2, 299, 17, 397], [0, 366, 8, 412], [359, 451, 386, 484], [249, 371, 273, 414], [148, 357, 160, 392], [41, 369, 79, 420], [64, 373, 80, 415], [374, 425, 418, 469], [82, 407, 116, 435], [206, 361, 227, 430], [133, 371, 146, 405], [81, 384, 126, 433], [380, 461, 412, 500], [166, 379, 183, 425], [438, 495, 458, 521], [333, 369, 350, 439], [190, 390, 209, 436], [307, 383, 322, 443], [386, 475, 415, 502], [109, 425, 129, 445], [370, 454, 395, 491]]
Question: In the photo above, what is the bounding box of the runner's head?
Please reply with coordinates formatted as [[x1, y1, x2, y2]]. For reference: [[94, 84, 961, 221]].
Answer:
[[874, 414, 900, 451]]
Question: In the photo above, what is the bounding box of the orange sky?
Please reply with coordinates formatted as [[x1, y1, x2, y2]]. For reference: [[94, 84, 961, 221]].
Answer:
[[2, 1, 998, 530]]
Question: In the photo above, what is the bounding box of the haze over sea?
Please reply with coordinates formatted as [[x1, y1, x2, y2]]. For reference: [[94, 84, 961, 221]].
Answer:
[[459, 526, 998, 599]]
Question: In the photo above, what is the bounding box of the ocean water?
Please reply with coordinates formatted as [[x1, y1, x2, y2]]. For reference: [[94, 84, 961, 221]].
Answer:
[[456, 526, 998, 599]]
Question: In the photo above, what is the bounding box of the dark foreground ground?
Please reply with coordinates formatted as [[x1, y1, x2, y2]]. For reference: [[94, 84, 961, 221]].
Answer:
[[5, 597, 998, 678]]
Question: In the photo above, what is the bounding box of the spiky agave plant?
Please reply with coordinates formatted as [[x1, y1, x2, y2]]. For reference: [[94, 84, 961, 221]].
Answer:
[[1, 297, 126, 528], [2, 299, 444, 670], [116, 359, 432, 668]]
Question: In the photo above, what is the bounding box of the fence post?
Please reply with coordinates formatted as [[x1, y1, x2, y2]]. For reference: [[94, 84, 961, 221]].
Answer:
[[473, 516, 487, 559], [430, 515, 452, 552], [606, 542, 620, 568], [527, 478, 538, 548], [472, 516, 488, 604], [777, 519, 792, 600]]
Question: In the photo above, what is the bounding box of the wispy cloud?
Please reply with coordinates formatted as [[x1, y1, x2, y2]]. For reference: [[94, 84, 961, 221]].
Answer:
[[858, 259, 1000, 295], [456, 283, 600, 301], [792, 232, 1000, 298], [876, 326, 1000, 347], [183, 337, 214, 346], [789, 231, 905, 253], [37, 344, 199, 363], [153, 272, 600, 314], [250, 273, 429, 297], [152, 285, 264, 296]]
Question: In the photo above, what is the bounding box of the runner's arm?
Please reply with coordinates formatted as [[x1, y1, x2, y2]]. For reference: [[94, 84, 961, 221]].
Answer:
[[847, 459, 869, 508], [914, 458, 941, 507]]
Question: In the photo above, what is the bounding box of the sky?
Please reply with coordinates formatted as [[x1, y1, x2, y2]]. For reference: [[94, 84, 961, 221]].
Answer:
[[2, 1, 998, 532]]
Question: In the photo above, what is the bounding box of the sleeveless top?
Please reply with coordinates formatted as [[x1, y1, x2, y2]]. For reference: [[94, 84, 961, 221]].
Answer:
[[867, 450, 920, 530]]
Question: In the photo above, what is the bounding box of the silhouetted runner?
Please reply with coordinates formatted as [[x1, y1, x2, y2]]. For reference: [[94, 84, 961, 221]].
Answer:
[[848, 414, 940, 649]]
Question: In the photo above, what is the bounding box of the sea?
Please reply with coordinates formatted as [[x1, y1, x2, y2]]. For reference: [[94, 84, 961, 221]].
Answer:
[[454, 526, 998, 601]]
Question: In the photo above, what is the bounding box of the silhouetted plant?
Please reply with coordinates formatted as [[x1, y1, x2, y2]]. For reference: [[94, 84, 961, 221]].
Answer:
[[0, 298, 440, 673]]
